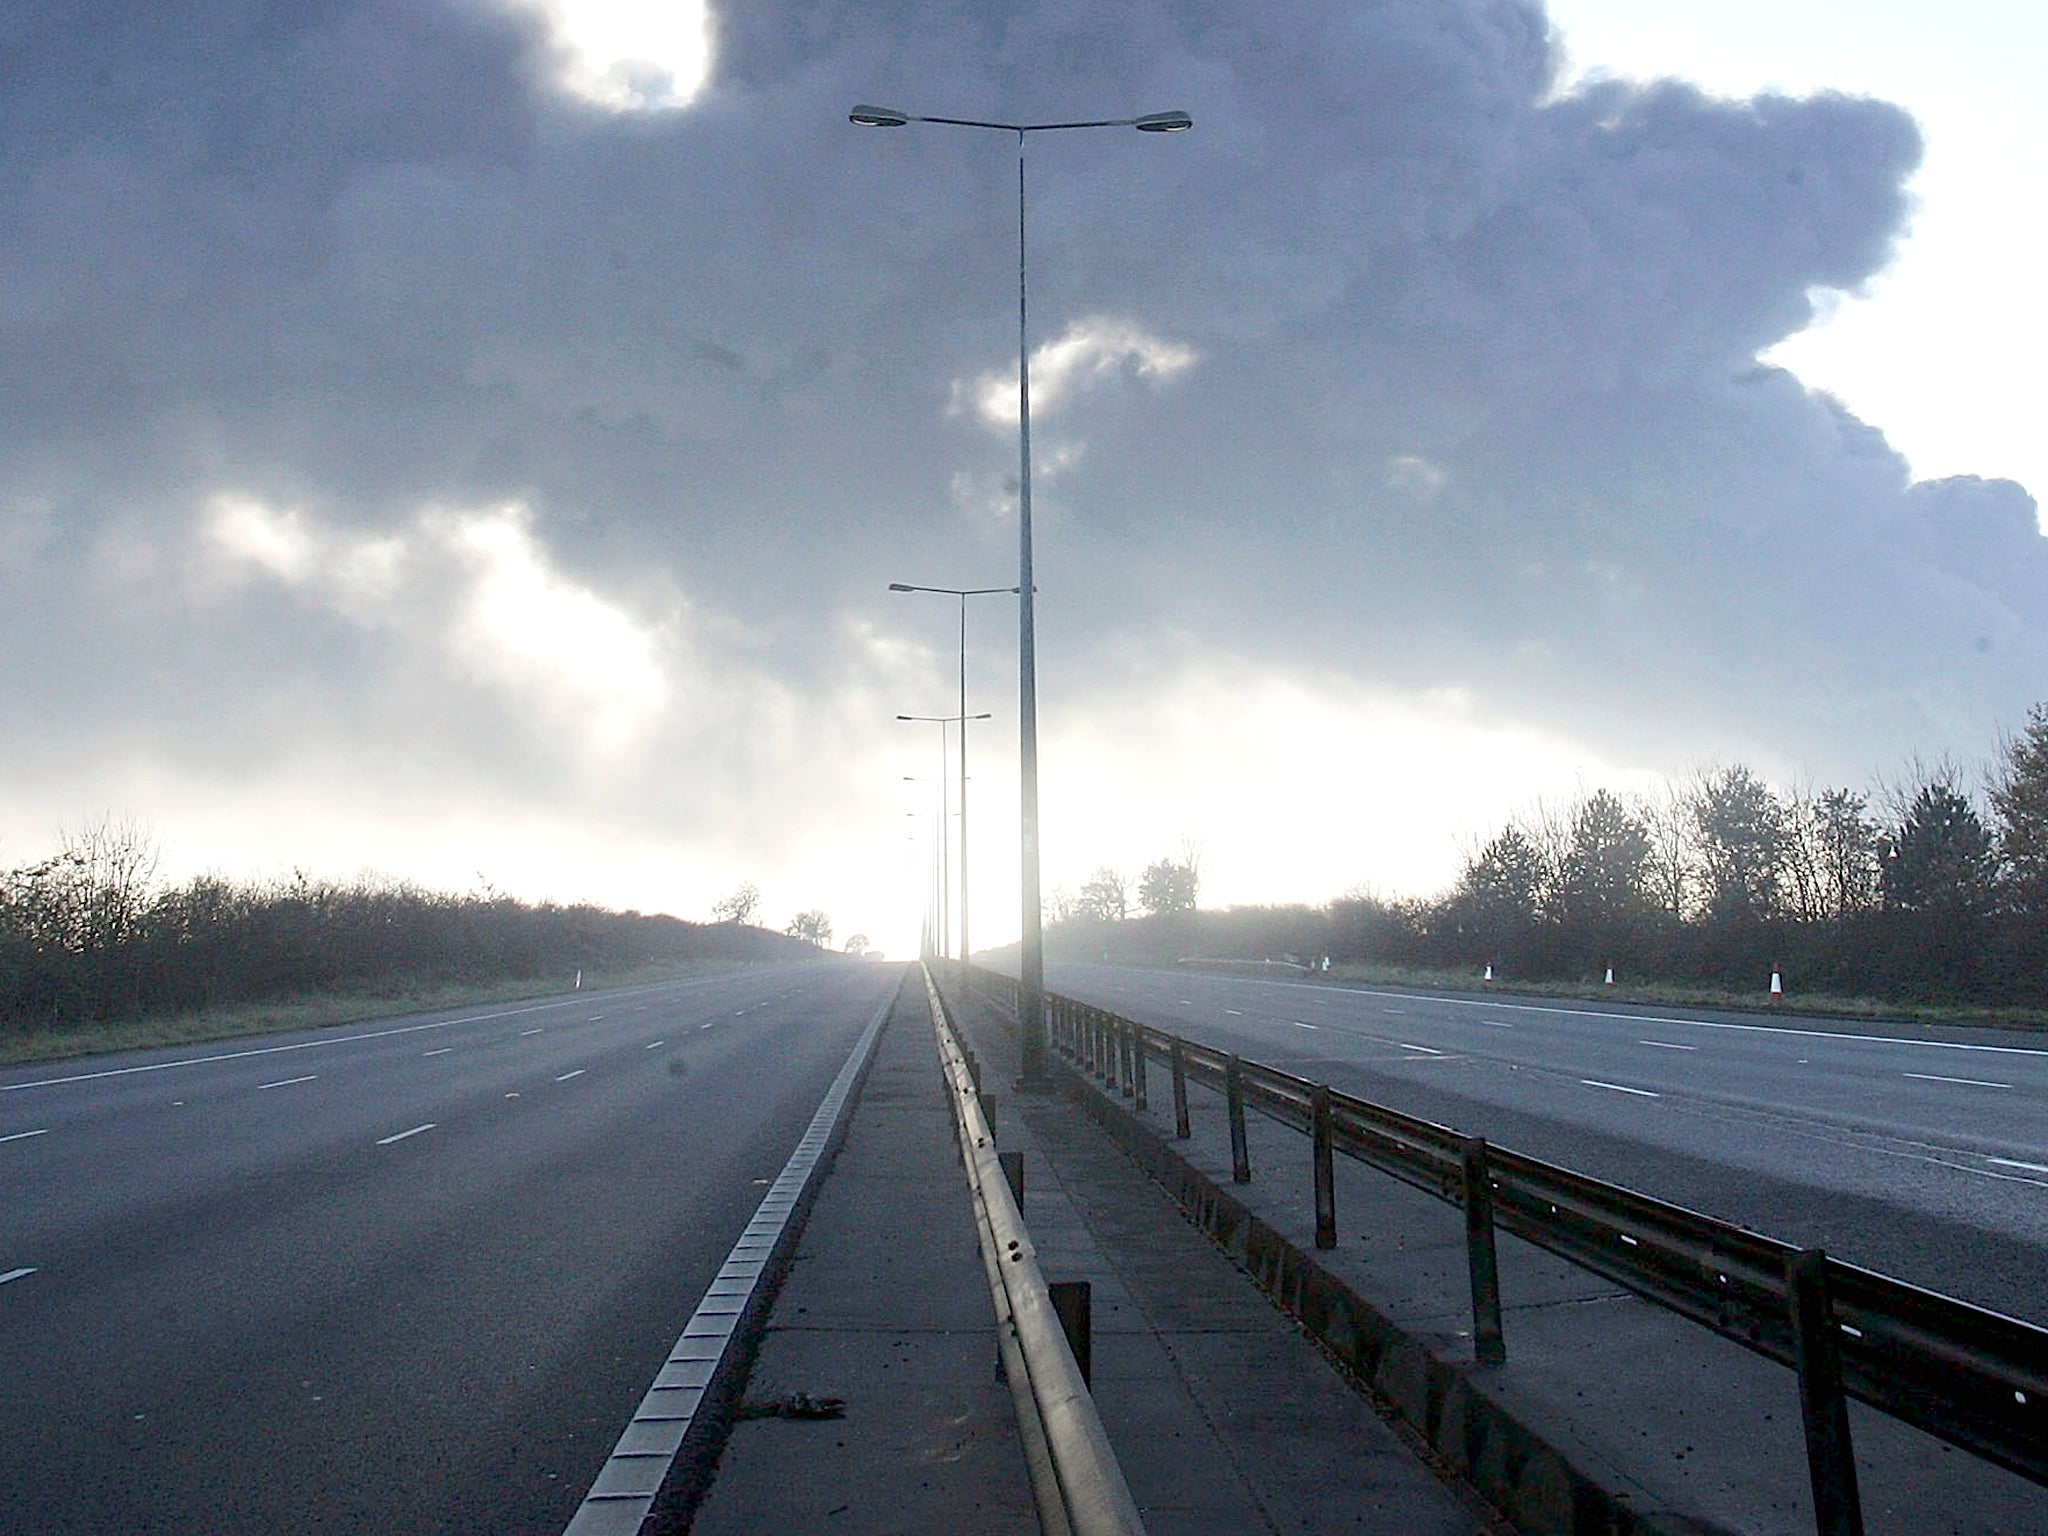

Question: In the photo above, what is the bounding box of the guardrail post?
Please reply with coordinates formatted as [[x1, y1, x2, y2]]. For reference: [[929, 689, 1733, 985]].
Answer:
[[1119, 1021, 1135, 1099], [1312, 1085, 1337, 1250], [1226, 1055, 1251, 1183], [1462, 1137, 1506, 1364], [1786, 1248, 1865, 1536], [1132, 1029, 1148, 1111], [1171, 1039, 1191, 1139], [1049, 1279, 1093, 1387]]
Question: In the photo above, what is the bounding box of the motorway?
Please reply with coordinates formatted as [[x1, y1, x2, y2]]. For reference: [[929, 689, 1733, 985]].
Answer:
[[1046, 962, 2048, 1323], [0, 961, 900, 1535]]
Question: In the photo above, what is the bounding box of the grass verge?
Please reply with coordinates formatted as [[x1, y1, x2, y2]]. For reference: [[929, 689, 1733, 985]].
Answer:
[[0, 958, 763, 1069], [1314, 961, 2048, 1034]]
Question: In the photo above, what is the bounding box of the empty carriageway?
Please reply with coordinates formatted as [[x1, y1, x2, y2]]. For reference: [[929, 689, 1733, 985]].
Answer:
[[0, 961, 897, 1535], [1046, 960, 2048, 1322]]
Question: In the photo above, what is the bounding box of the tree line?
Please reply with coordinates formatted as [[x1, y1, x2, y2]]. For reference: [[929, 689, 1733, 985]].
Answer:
[[1047, 703, 2048, 1009], [0, 820, 823, 1033]]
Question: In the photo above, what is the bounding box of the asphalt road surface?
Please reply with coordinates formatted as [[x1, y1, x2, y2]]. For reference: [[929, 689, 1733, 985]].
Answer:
[[0, 961, 899, 1535], [1046, 961, 2048, 1322]]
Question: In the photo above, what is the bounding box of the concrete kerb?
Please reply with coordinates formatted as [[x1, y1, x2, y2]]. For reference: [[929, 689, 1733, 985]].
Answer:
[[566, 972, 903, 1536]]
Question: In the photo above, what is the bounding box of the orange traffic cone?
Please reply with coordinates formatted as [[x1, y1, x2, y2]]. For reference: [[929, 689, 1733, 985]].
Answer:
[[1769, 968, 1784, 1005]]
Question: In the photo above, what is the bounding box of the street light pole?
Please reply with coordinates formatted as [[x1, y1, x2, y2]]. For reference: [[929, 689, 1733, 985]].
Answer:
[[899, 710, 992, 959], [889, 582, 1014, 961], [855, 102, 1190, 1078]]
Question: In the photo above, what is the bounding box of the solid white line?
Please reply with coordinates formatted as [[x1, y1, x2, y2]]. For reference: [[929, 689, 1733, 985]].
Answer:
[[1288, 981, 2048, 1060], [1581, 1079, 1660, 1098], [564, 986, 895, 1536], [1904, 1072, 2013, 1090], [0, 999, 577, 1093], [1991, 1158, 2048, 1174], [645, 1040, 666, 1049], [376, 1123, 436, 1145], [258, 1075, 319, 1090], [1638, 1041, 1697, 1052], [0, 1267, 36, 1285], [555, 1069, 586, 1082]]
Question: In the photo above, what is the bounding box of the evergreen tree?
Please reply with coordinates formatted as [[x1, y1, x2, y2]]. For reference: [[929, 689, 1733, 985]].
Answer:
[[1991, 702, 2048, 917]]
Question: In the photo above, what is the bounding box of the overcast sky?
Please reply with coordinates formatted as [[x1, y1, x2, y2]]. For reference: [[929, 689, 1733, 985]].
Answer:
[[3, 0, 2042, 957]]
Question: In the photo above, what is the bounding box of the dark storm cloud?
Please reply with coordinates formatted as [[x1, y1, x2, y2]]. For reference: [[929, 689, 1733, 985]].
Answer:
[[0, 0, 2039, 861]]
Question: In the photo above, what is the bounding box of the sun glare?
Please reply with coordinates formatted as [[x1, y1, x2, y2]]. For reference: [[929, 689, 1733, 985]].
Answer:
[[959, 317, 1199, 426], [529, 0, 714, 111]]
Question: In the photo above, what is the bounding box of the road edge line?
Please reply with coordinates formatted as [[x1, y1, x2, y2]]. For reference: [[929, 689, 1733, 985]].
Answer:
[[561, 972, 901, 1536]]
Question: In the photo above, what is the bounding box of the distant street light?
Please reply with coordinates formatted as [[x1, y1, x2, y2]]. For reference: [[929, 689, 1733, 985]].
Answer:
[[890, 581, 1015, 962], [855, 101, 1191, 1080], [899, 711, 992, 960]]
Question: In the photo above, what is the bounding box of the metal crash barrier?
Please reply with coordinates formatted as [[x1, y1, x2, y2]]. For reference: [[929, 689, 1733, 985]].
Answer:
[[921, 965, 1148, 1536], [944, 962, 2048, 1536]]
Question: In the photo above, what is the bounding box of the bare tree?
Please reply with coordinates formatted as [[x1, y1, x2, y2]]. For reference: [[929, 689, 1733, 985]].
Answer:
[[711, 881, 762, 925], [1783, 783, 1880, 921], [1075, 867, 1130, 923], [785, 909, 833, 947], [1636, 780, 1696, 920]]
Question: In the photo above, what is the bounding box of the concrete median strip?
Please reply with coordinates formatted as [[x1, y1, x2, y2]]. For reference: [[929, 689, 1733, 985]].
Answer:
[[923, 965, 1148, 1536], [562, 983, 896, 1536]]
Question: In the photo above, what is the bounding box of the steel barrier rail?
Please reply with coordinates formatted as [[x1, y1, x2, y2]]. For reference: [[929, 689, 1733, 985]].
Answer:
[[921, 965, 1149, 1536], [939, 961, 2048, 1521]]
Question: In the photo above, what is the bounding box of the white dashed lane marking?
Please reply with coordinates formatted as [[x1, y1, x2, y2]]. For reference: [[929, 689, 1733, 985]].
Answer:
[[1, 1129, 50, 1144], [1, 1267, 37, 1286], [520, 1028, 543, 1037], [1638, 1041, 1697, 1052], [1581, 1079, 1660, 1098], [645, 1040, 666, 1049], [556, 1069, 586, 1082], [422, 1048, 453, 1058], [376, 1124, 436, 1146], [1905, 1072, 2013, 1090], [257, 1076, 319, 1090]]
